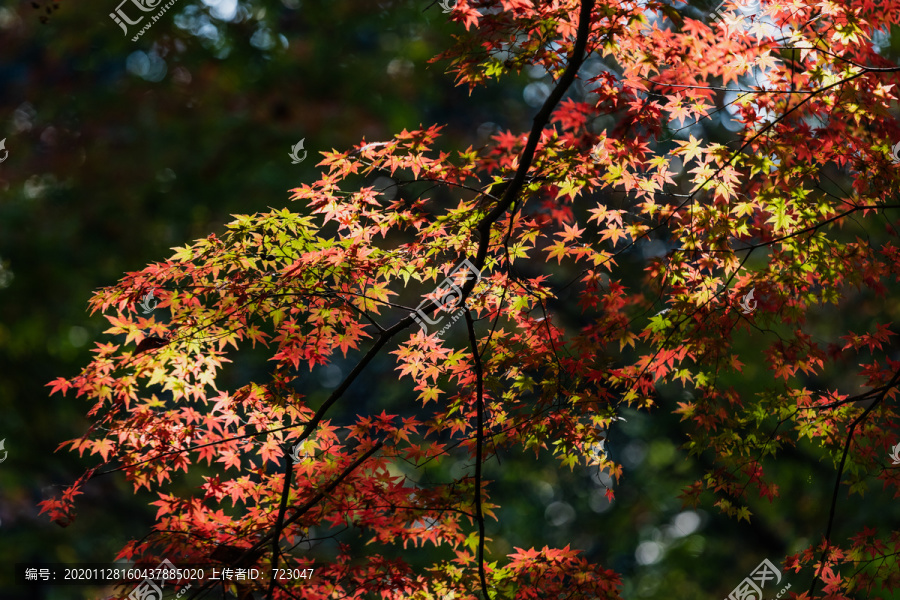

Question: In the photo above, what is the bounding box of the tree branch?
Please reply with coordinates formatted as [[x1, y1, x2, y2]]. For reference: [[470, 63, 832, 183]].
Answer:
[[266, 453, 294, 599], [471, 0, 596, 279], [465, 310, 491, 600], [124, 6, 598, 598]]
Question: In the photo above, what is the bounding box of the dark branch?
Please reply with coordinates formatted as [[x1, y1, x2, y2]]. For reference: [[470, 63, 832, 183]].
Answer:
[[470, 0, 596, 283], [266, 453, 295, 599], [466, 310, 491, 600]]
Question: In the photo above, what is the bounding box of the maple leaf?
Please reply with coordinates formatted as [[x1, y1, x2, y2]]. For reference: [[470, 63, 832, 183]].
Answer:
[[673, 134, 705, 165], [46, 377, 72, 396], [216, 449, 242, 471], [90, 438, 116, 462]]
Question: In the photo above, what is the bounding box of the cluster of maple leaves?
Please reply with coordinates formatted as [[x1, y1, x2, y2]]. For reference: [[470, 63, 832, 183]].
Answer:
[[41, 0, 900, 598]]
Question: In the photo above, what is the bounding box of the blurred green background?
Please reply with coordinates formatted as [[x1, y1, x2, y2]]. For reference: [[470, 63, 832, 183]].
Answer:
[[1, 0, 900, 598]]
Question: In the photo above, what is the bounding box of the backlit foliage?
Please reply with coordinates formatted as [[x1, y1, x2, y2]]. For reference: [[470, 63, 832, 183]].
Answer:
[[44, 0, 900, 597]]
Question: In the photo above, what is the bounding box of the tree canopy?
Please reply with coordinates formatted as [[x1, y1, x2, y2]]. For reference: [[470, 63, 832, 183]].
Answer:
[[36, 0, 900, 598]]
